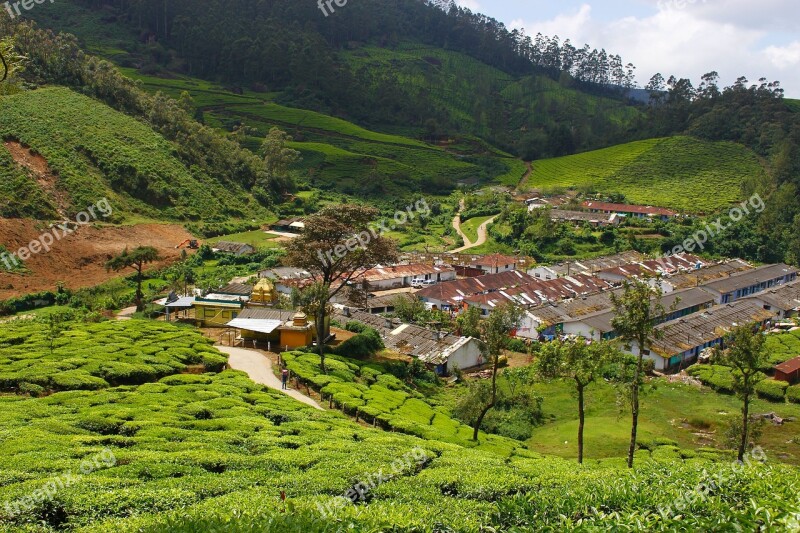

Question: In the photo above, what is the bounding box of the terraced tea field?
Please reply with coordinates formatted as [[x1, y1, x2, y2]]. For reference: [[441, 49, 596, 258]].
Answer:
[[524, 136, 766, 213]]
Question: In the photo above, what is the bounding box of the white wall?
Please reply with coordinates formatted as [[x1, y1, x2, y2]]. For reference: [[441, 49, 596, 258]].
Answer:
[[447, 340, 484, 372]]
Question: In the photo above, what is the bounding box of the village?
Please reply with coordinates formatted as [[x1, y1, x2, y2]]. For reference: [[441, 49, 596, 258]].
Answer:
[[154, 215, 800, 386]]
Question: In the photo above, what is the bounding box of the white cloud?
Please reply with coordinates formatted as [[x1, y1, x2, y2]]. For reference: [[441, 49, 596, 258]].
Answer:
[[764, 41, 800, 69], [455, 0, 481, 12], [509, 2, 800, 97]]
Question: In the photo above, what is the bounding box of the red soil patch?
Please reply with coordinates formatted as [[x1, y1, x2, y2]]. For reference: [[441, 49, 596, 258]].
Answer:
[[3, 141, 70, 216], [0, 220, 194, 299]]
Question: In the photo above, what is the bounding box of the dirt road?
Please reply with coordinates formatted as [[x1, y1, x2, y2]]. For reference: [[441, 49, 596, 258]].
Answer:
[[450, 214, 498, 253], [217, 346, 323, 410]]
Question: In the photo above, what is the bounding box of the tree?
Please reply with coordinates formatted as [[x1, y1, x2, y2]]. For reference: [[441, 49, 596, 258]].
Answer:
[[39, 311, 69, 355], [610, 277, 669, 468], [469, 302, 524, 441], [456, 306, 481, 338], [536, 339, 622, 463], [0, 37, 25, 96], [261, 127, 301, 178], [713, 323, 769, 461], [284, 204, 397, 372], [106, 247, 161, 312]]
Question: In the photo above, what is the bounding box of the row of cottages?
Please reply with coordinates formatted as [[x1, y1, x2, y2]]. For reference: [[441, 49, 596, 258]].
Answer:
[[333, 308, 483, 375], [416, 270, 536, 311], [700, 263, 798, 304], [529, 251, 645, 280], [398, 252, 536, 275], [462, 274, 611, 317], [524, 264, 798, 345], [557, 287, 718, 342], [635, 300, 776, 371], [581, 201, 679, 222], [745, 279, 800, 319], [353, 264, 457, 290], [594, 253, 708, 287], [548, 209, 621, 228]]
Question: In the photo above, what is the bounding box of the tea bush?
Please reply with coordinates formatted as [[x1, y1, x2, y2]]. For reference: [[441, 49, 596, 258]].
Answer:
[[756, 379, 790, 402], [0, 319, 227, 393]]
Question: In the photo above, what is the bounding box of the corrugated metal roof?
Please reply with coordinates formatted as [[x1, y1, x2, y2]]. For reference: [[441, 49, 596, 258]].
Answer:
[[226, 318, 283, 334]]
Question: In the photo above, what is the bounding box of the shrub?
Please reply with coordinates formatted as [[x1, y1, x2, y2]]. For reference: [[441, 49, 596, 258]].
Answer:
[[787, 385, 800, 404], [504, 337, 527, 353], [334, 327, 384, 358], [755, 379, 789, 402]]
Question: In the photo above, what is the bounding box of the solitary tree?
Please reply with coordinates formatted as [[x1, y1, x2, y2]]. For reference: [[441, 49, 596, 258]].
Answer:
[[713, 323, 769, 462], [537, 338, 622, 464], [468, 302, 524, 441], [284, 204, 397, 372], [262, 127, 301, 178], [106, 247, 161, 312], [610, 277, 669, 468]]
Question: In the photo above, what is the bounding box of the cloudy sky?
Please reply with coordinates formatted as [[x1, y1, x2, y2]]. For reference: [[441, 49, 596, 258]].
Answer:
[[454, 0, 800, 97]]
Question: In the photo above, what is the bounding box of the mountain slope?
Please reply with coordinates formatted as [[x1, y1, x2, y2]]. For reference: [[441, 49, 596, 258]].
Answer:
[[0, 87, 263, 221], [523, 136, 767, 212]]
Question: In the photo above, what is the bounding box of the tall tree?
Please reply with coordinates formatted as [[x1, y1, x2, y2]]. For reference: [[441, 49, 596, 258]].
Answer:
[[536, 338, 622, 464], [469, 302, 524, 441], [284, 204, 397, 372], [106, 247, 161, 312], [610, 277, 668, 468], [713, 323, 769, 461], [261, 127, 301, 178]]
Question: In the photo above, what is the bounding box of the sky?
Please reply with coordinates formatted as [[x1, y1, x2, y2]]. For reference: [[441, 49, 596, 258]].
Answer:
[[454, 0, 800, 98]]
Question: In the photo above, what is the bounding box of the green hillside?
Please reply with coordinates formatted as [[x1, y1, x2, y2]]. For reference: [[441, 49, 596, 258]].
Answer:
[[113, 69, 519, 196], [0, 87, 262, 221], [0, 317, 797, 532], [524, 137, 767, 213]]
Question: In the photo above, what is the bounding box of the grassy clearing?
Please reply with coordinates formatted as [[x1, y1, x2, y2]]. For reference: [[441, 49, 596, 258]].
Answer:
[[523, 378, 800, 465], [206, 230, 281, 249], [524, 136, 765, 213], [460, 215, 493, 243]]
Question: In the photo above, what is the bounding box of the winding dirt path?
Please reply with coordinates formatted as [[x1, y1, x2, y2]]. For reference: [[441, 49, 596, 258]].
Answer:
[[217, 345, 323, 410], [450, 199, 498, 253]]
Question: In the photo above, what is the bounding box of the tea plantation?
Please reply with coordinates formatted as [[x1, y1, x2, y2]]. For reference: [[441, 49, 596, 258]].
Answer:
[[0, 317, 797, 531], [0, 87, 258, 221], [524, 136, 766, 213], [0, 320, 226, 394]]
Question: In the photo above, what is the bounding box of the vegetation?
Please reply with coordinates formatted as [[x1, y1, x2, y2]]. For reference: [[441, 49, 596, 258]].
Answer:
[[0, 87, 261, 221], [284, 204, 398, 371], [712, 324, 771, 461], [0, 318, 226, 393], [536, 339, 624, 463], [524, 136, 766, 213], [106, 247, 161, 312], [611, 277, 669, 468]]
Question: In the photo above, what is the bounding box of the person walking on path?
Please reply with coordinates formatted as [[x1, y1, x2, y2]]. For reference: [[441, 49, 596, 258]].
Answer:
[[281, 368, 289, 390]]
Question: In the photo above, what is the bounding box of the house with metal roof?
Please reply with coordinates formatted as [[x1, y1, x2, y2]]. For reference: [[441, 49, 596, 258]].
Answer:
[[744, 279, 800, 319], [700, 264, 798, 304], [664, 259, 753, 291], [631, 300, 776, 371], [333, 309, 483, 375]]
